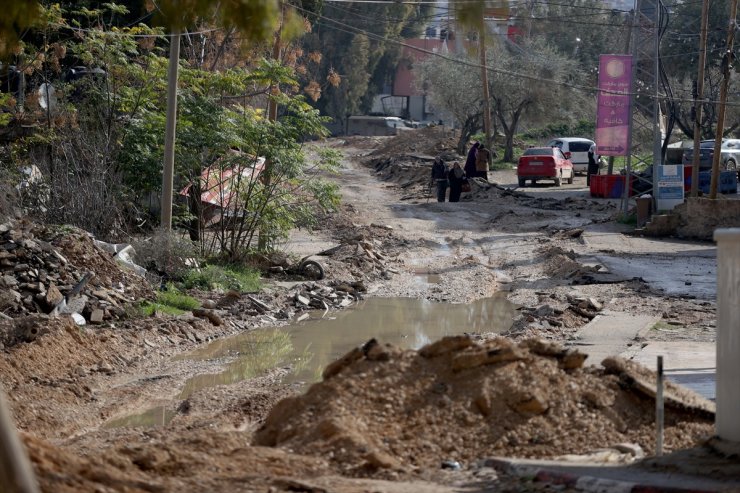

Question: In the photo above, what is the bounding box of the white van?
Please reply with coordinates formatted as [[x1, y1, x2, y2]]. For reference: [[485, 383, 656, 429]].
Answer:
[[347, 116, 410, 136], [546, 137, 595, 174]]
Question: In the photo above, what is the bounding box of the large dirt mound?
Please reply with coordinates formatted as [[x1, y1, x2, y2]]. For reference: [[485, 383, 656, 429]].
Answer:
[[254, 337, 713, 475], [369, 127, 460, 160]]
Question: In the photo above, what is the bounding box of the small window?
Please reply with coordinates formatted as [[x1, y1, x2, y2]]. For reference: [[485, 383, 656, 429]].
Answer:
[[568, 142, 592, 152], [547, 140, 563, 149]]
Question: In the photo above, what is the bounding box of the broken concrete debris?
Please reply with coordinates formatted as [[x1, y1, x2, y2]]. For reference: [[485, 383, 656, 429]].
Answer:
[[0, 219, 153, 325]]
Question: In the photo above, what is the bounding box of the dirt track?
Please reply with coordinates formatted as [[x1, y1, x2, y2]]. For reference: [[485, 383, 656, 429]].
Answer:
[[0, 130, 722, 492]]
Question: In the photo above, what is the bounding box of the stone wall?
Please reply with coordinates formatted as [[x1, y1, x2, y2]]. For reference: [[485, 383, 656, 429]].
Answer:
[[676, 197, 740, 241]]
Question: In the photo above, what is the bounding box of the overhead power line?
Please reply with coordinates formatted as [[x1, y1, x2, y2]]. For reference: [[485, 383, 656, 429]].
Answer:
[[299, 3, 740, 107]]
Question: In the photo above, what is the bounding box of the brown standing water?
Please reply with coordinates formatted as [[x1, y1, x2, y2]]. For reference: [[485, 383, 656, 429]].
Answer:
[[106, 294, 516, 427]]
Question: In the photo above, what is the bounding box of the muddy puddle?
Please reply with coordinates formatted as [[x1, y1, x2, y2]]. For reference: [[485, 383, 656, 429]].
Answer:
[[107, 294, 516, 428]]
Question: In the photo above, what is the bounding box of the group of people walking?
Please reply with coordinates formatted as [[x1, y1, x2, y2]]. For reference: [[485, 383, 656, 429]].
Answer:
[[430, 141, 492, 202], [431, 159, 466, 202]]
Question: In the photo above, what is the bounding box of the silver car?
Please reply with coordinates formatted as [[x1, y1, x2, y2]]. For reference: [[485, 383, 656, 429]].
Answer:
[[546, 137, 595, 174], [682, 139, 740, 170]]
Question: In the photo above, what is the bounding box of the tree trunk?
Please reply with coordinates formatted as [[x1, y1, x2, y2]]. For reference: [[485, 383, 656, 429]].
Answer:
[[456, 114, 481, 155], [187, 181, 201, 242], [503, 131, 515, 162]]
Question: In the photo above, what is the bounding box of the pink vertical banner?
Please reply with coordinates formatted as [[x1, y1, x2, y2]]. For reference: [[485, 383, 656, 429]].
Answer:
[[595, 54, 632, 156]]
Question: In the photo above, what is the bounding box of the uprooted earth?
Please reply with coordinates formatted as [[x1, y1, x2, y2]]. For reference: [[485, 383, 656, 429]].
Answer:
[[0, 128, 728, 492]]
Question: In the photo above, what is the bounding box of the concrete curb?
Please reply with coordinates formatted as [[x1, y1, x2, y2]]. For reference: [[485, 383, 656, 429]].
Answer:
[[484, 458, 719, 493]]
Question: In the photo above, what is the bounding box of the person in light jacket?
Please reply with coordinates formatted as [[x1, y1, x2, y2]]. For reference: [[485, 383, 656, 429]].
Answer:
[[475, 144, 491, 180]]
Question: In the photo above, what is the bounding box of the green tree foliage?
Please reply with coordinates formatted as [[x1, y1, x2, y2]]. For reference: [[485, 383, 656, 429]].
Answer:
[[661, 0, 736, 80], [489, 39, 573, 161], [661, 0, 739, 138], [300, 1, 431, 123], [6, 3, 339, 257], [418, 54, 483, 154], [0, 1, 41, 58], [525, 0, 630, 75]]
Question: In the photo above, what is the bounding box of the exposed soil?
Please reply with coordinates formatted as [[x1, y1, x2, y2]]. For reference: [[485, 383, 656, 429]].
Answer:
[[0, 129, 724, 492]]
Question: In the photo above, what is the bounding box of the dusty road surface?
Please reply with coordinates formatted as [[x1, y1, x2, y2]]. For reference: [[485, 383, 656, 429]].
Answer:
[[0, 129, 729, 492]]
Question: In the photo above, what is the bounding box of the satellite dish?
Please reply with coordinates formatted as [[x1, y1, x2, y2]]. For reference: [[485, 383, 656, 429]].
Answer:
[[38, 83, 58, 112]]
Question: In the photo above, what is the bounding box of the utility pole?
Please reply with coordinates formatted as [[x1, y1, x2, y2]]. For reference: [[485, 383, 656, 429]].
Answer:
[[709, 0, 737, 199], [161, 32, 181, 231], [258, 4, 284, 251], [690, 0, 710, 198], [478, 15, 492, 151]]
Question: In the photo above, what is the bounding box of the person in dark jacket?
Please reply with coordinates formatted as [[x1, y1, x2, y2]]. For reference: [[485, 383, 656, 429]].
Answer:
[[431, 157, 449, 202], [464, 142, 480, 179], [587, 143, 599, 186], [447, 161, 466, 202]]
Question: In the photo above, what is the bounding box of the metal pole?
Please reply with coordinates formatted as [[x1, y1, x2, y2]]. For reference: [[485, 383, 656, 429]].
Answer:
[[690, 0, 710, 198], [651, 0, 663, 209], [161, 32, 181, 231], [714, 228, 740, 441], [656, 355, 664, 456], [709, 0, 738, 199], [479, 18, 493, 152], [623, 7, 639, 215]]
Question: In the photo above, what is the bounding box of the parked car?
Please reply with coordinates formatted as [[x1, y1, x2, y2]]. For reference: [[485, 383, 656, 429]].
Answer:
[[545, 137, 595, 174], [517, 147, 574, 187], [682, 139, 740, 170]]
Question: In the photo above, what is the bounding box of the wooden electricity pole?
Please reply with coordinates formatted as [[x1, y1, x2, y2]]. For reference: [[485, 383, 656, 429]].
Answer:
[[258, 5, 284, 251], [690, 0, 710, 197], [478, 16, 492, 151], [709, 0, 737, 199], [161, 32, 181, 231]]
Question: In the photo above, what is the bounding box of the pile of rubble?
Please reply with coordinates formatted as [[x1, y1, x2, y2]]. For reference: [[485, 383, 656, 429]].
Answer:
[[367, 126, 460, 160], [255, 336, 713, 476], [0, 219, 153, 330]]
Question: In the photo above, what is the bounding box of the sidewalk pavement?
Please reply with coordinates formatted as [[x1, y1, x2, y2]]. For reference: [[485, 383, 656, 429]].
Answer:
[[572, 313, 717, 402], [625, 341, 716, 401], [571, 311, 660, 366]]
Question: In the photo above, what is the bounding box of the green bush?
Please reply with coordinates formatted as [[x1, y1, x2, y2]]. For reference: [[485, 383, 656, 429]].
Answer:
[[182, 264, 261, 292], [157, 284, 201, 310], [137, 285, 200, 316], [522, 120, 596, 140], [139, 302, 187, 316]]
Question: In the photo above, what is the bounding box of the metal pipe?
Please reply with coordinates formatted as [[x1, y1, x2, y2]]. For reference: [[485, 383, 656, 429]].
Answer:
[[656, 355, 664, 456]]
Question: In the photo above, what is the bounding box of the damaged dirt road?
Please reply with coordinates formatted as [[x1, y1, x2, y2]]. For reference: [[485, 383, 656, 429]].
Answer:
[[0, 129, 726, 492]]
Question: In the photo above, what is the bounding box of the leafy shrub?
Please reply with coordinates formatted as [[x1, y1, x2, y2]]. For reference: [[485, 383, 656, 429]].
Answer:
[[157, 284, 200, 310], [137, 284, 200, 316], [522, 120, 595, 140], [132, 228, 201, 279], [182, 264, 260, 293]]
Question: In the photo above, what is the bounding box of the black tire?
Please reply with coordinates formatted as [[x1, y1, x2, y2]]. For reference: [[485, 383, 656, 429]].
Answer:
[[554, 171, 562, 187], [518, 177, 526, 187], [567, 170, 574, 184], [299, 259, 325, 280], [727, 159, 737, 170]]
